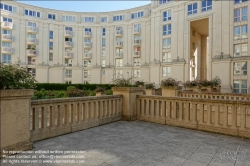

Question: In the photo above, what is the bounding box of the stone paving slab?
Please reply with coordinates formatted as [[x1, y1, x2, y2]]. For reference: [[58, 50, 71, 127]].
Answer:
[[1, 120, 249, 166]]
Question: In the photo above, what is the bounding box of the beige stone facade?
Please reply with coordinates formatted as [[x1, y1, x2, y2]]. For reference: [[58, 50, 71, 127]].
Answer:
[[1, 0, 250, 93]]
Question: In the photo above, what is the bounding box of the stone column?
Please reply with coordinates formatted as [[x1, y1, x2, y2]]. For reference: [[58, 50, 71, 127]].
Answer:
[[112, 87, 144, 121], [0, 90, 34, 157]]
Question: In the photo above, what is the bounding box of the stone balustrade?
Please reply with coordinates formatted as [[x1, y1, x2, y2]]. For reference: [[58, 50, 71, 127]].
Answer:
[[179, 91, 250, 101], [136, 95, 250, 139], [30, 95, 122, 142]]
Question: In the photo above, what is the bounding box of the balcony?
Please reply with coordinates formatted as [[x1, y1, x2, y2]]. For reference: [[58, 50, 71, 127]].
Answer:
[[133, 28, 141, 34], [2, 47, 14, 54], [116, 63, 122, 67], [115, 52, 123, 58], [115, 41, 123, 47], [27, 26, 38, 34], [134, 40, 141, 45], [65, 52, 73, 59], [2, 34, 13, 42], [84, 42, 92, 48], [83, 53, 92, 59], [115, 30, 123, 36], [162, 46, 171, 52], [65, 64, 72, 67], [27, 38, 37, 45], [65, 41, 73, 47], [84, 31, 92, 37], [1, 21, 13, 30], [65, 30, 73, 37], [28, 61, 36, 65], [133, 51, 141, 57], [27, 49, 37, 57]]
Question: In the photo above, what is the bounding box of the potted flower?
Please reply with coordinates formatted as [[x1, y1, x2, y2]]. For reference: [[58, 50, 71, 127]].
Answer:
[[94, 86, 106, 96], [145, 83, 155, 95], [135, 80, 145, 88], [200, 79, 213, 92], [212, 76, 222, 92], [183, 80, 200, 92], [161, 78, 182, 97]]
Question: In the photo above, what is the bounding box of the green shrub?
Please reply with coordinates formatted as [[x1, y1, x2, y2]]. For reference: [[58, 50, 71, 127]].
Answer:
[[55, 91, 66, 98], [85, 89, 96, 96], [105, 89, 113, 95], [0, 63, 36, 89], [66, 88, 85, 97]]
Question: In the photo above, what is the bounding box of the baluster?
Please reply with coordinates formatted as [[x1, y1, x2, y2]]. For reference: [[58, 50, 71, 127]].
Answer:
[[223, 104, 228, 128], [214, 104, 219, 126], [207, 104, 211, 125], [240, 105, 246, 130], [179, 101, 183, 121], [232, 104, 237, 128], [35, 106, 39, 130], [200, 104, 204, 124]]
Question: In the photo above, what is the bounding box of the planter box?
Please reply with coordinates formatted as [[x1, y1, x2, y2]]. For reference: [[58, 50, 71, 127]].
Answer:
[[213, 86, 221, 92], [200, 86, 213, 92], [146, 89, 155, 95], [112, 87, 144, 121], [161, 86, 181, 97], [0, 89, 34, 157], [96, 92, 106, 96], [185, 86, 200, 92]]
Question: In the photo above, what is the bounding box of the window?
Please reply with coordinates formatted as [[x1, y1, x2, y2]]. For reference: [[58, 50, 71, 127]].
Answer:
[[234, 25, 248, 39], [84, 70, 91, 78], [134, 58, 140, 66], [84, 60, 91, 67], [188, 3, 197, 15], [113, 15, 123, 22], [115, 70, 122, 78], [162, 52, 171, 62], [163, 10, 171, 21], [163, 38, 171, 49], [116, 59, 123, 67], [234, 80, 247, 94], [234, 0, 248, 4], [234, 62, 247, 75], [65, 70, 72, 78], [234, 9, 240, 22], [234, 44, 248, 57], [102, 38, 106, 47], [162, 67, 171, 77], [62, 16, 76, 22], [2, 42, 12, 48], [24, 9, 40, 17], [201, 0, 212, 12], [49, 31, 53, 39], [49, 42, 53, 50], [28, 22, 36, 27], [159, 0, 172, 5], [101, 70, 105, 77], [65, 81, 71, 84], [242, 7, 248, 21], [3, 17, 12, 22], [65, 38, 72, 42], [2, 29, 12, 35], [48, 14, 56, 20], [100, 17, 107, 22], [102, 28, 106, 36], [84, 38, 91, 43], [163, 24, 171, 35], [65, 27, 73, 31], [102, 59, 105, 67], [0, 3, 16, 12], [27, 34, 36, 39], [102, 48, 105, 56], [1, 54, 11, 64], [134, 70, 141, 78], [84, 17, 94, 22], [131, 11, 144, 19], [49, 53, 53, 61]]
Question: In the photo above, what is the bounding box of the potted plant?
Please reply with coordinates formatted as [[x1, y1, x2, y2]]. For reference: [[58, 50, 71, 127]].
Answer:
[[183, 80, 200, 92], [200, 79, 213, 92], [94, 86, 106, 96], [161, 78, 182, 97], [135, 80, 145, 88], [212, 76, 222, 92], [145, 83, 155, 95]]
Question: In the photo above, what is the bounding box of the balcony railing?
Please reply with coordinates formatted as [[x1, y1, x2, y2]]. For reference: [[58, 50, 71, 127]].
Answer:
[[27, 26, 38, 33], [27, 49, 37, 57], [162, 58, 172, 63], [162, 46, 171, 52], [65, 64, 72, 67], [65, 52, 73, 59], [2, 47, 14, 54], [134, 28, 141, 34], [84, 31, 92, 37], [84, 53, 92, 59], [115, 41, 123, 47], [115, 52, 123, 58], [84, 42, 92, 48], [115, 30, 123, 36], [133, 51, 141, 57], [65, 41, 73, 47], [1, 22, 13, 30], [2, 34, 13, 42], [27, 38, 37, 45], [116, 64, 122, 67], [28, 61, 36, 65], [134, 40, 141, 45], [65, 30, 73, 37]]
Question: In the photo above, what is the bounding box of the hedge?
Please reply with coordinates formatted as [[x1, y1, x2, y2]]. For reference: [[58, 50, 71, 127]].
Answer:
[[35, 83, 114, 91]]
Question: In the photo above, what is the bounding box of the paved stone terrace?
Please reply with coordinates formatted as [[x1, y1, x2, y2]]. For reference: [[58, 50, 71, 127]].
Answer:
[[2, 121, 250, 166]]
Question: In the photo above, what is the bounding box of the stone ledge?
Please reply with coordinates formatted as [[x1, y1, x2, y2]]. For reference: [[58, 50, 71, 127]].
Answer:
[[0, 89, 34, 98]]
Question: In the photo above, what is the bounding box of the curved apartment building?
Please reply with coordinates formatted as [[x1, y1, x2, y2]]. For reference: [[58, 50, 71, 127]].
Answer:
[[1, 0, 250, 93]]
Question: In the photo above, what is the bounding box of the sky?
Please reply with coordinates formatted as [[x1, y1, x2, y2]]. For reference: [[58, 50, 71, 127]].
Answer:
[[17, 1, 150, 12]]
